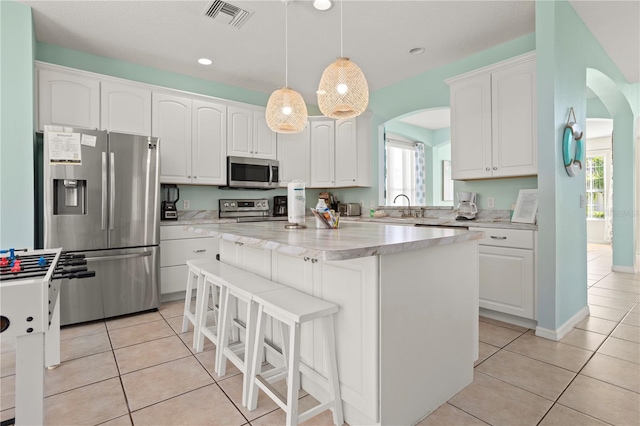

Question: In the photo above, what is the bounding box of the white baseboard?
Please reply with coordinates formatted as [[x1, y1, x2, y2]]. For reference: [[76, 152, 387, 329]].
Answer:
[[479, 308, 537, 330], [535, 305, 590, 341], [612, 265, 637, 274]]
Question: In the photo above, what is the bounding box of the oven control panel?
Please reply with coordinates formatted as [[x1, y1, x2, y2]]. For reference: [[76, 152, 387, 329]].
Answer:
[[219, 198, 270, 218]]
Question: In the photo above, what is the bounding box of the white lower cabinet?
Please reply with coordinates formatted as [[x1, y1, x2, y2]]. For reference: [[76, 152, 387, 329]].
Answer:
[[271, 252, 379, 422], [470, 227, 536, 319], [160, 226, 219, 295]]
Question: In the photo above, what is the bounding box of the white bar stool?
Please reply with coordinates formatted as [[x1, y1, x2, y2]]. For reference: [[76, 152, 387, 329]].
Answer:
[[193, 262, 226, 353], [216, 270, 285, 406], [247, 287, 343, 426], [182, 258, 218, 349]]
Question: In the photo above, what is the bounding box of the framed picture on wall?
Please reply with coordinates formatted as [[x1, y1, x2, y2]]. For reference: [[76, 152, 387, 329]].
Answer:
[[442, 160, 453, 201]]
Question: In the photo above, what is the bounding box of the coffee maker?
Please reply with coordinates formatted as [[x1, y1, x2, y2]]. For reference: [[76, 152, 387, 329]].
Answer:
[[456, 192, 478, 220], [273, 195, 287, 217], [161, 184, 179, 221]]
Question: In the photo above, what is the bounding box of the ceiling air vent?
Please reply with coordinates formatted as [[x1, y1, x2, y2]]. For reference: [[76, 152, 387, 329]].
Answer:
[[203, 0, 254, 29]]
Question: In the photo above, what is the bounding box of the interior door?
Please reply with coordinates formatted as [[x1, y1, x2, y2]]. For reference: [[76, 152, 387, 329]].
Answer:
[[108, 132, 159, 248]]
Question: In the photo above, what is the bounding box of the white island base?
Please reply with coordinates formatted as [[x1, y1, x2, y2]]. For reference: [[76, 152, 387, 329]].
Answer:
[[219, 239, 478, 425], [189, 222, 481, 425]]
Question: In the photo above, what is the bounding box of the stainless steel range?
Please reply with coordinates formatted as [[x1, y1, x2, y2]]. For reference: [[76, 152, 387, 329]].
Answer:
[[219, 198, 289, 223]]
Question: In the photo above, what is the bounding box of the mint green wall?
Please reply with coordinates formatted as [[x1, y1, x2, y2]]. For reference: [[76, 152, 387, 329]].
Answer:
[[1, 1, 34, 249], [457, 177, 538, 210], [587, 97, 612, 119], [535, 0, 638, 331]]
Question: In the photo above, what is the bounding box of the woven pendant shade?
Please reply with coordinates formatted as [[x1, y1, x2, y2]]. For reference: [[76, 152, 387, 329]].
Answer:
[[266, 87, 308, 133], [317, 57, 369, 119]]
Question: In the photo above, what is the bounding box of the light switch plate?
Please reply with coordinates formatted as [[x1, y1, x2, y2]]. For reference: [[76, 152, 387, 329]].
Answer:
[[183, 200, 190, 209], [487, 197, 495, 208]]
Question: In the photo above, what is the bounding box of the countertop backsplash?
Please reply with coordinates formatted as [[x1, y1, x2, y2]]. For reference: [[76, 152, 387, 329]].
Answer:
[[160, 208, 535, 230]]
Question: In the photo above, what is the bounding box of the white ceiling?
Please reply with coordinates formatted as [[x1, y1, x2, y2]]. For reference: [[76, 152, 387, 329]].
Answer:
[[21, 0, 639, 110]]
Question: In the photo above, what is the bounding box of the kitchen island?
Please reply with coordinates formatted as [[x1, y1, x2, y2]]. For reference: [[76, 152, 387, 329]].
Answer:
[[185, 221, 483, 425]]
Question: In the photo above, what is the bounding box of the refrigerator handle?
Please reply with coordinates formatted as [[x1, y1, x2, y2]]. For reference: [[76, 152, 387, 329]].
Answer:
[[109, 152, 115, 230], [101, 152, 107, 231], [85, 252, 152, 262]]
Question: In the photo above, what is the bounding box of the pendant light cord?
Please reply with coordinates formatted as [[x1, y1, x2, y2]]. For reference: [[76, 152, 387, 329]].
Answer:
[[285, 3, 288, 87], [340, 0, 343, 57]]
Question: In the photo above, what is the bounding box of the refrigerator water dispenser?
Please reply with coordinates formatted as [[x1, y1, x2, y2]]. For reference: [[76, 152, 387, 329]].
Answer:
[[53, 179, 86, 215]]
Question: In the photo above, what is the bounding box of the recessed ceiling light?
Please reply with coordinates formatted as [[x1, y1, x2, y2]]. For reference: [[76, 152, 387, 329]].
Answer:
[[313, 0, 332, 11], [198, 58, 213, 65], [409, 47, 425, 55]]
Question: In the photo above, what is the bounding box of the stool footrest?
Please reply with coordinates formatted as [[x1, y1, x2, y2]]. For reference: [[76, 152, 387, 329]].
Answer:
[[298, 401, 334, 424], [199, 326, 219, 345], [258, 366, 288, 383], [256, 375, 287, 411]]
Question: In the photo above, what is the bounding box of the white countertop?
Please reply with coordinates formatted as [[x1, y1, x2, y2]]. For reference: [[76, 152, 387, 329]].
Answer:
[[161, 210, 537, 231], [184, 221, 484, 261]]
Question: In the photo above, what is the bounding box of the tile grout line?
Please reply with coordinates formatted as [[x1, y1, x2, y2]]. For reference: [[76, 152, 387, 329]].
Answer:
[[536, 290, 637, 425]]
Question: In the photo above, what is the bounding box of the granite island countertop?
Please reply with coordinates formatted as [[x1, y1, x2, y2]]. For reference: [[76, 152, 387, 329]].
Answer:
[[342, 216, 538, 230], [184, 221, 484, 261]]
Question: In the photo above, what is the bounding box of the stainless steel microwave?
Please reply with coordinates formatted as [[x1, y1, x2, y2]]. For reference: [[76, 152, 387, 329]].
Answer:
[[227, 156, 279, 189]]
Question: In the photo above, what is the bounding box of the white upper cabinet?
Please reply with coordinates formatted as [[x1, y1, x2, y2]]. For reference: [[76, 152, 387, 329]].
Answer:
[[153, 93, 227, 185], [192, 100, 227, 185], [334, 118, 358, 187], [447, 53, 537, 180], [306, 113, 371, 189], [278, 124, 310, 187], [254, 110, 278, 159], [310, 120, 336, 188], [38, 67, 100, 130], [449, 74, 493, 179], [227, 105, 277, 159], [101, 81, 151, 135], [152, 93, 192, 184], [491, 59, 537, 177]]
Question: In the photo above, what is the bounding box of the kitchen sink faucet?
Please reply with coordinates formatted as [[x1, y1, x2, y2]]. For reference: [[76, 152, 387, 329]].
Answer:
[[393, 194, 411, 217]]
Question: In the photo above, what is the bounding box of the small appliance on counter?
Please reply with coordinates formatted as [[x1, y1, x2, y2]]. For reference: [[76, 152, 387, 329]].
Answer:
[[273, 195, 287, 217], [455, 191, 478, 220], [161, 184, 179, 221], [338, 203, 361, 217]]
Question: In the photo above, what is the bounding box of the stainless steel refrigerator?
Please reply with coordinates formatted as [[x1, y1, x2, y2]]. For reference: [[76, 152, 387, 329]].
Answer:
[[43, 125, 160, 325]]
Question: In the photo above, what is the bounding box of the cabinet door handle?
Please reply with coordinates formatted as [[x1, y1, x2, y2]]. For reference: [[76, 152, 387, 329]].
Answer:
[[485, 167, 490, 171], [493, 167, 497, 170], [235, 242, 244, 246], [193, 249, 207, 253], [311, 258, 318, 263], [490, 236, 507, 240], [303, 257, 310, 262]]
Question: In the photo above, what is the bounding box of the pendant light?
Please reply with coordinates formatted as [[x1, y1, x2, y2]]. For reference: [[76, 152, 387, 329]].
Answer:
[[265, 1, 308, 134], [317, 0, 368, 119]]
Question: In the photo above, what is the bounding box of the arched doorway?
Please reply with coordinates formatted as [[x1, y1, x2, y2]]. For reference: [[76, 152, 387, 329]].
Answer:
[[586, 68, 637, 272]]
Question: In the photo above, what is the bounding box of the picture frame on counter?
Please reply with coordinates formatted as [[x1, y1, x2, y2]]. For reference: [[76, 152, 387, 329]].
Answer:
[[511, 189, 539, 224]]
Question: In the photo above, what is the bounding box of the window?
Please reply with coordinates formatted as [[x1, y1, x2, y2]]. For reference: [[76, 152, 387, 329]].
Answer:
[[585, 155, 605, 219], [385, 139, 416, 205]]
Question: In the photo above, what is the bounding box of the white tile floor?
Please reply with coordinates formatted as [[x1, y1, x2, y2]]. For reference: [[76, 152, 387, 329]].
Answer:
[[1, 243, 638, 425]]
